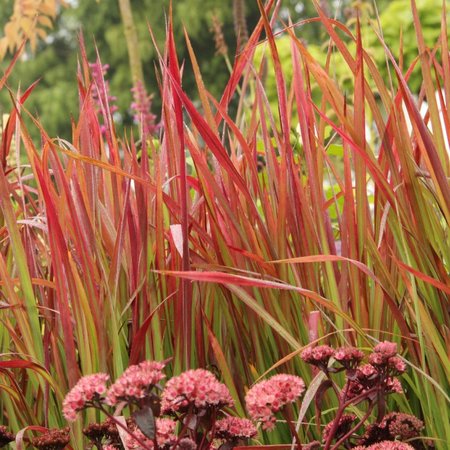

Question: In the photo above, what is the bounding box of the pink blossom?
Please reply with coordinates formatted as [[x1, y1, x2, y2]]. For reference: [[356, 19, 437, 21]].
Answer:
[[156, 418, 177, 447], [124, 418, 177, 450], [245, 374, 305, 430], [374, 341, 398, 356], [334, 346, 365, 369], [385, 377, 403, 394], [215, 417, 257, 440], [89, 61, 118, 113], [368, 341, 406, 376], [106, 360, 166, 405], [381, 412, 423, 439], [123, 427, 153, 450], [89, 60, 118, 135], [369, 342, 398, 366], [387, 357, 407, 375], [63, 373, 109, 421], [161, 369, 233, 414], [131, 80, 159, 137], [88, 59, 118, 138], [365, 442, 414, 450], [301, 345, 335, 369]]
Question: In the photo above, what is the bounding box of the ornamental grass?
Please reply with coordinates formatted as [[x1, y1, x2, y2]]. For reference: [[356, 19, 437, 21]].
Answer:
[[0, 0, 449, 449]]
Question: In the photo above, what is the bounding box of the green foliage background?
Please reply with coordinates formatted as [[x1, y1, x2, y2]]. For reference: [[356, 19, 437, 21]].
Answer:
[[0, 0, 306, 138], [0, 0, 445, 138]]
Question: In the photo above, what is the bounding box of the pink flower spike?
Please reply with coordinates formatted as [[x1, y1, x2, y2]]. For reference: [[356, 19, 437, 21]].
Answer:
[[131, 80, 159, 137], [245, 374, 305, 430], [63, 373, 109, 422], [89, 59, 118, 135]]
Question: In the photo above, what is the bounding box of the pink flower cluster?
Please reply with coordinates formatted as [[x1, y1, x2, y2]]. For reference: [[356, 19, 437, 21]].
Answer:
[[334, 346, 365, 369], [156, 418, 177, 448], [62, 373, 109, 421], [123, 427, 153, 450], [215, 417, 257, 440], [106, 360, 166, 405], [124, 418, 177, 450], [380, 413, 424, 441], [354, 442, 414, 450], [368, 342, 406, 375], [161, 369, 233, 414], [301, 345, 335, 369], [245, 374, 305, 430], [345, 363, 403, 401], [131, 80, 159, 137]]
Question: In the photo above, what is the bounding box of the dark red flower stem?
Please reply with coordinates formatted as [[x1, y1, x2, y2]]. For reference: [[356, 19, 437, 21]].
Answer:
[[324, 384, 378, 450], [282, 404, 302, 450], [97, 404, 153, 450], [330, 403, 374, 450]]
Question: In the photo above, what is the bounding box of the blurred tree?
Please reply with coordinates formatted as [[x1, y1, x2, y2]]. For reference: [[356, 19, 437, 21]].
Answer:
[[0, 0, 65, 59]]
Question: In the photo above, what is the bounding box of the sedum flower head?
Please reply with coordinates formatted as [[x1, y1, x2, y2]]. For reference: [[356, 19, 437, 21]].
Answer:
[[106, 360, 166, 405], [364, 442, 415, 450], [334, 346, 365, 369], [245, 374, 305, 430], [161, 369, 233, 414], [301, 345, 335, 370], [63, 373, 109, 421], [215, 417, 257, 440], [373, 341, 398, 357], [381, 412, 424, 440], [369, 341, 400, 369]]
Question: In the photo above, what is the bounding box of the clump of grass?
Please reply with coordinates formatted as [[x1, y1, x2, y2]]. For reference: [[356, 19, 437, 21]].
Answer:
[[0, 0, 449, 448]]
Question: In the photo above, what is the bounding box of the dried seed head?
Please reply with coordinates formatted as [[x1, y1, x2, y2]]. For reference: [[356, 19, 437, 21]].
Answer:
[[31, 428, 70, 450], [0, 426, 15, 448]]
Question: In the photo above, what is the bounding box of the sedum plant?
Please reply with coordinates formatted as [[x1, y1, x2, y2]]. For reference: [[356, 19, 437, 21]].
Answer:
[[0, 342, 427, 450]]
